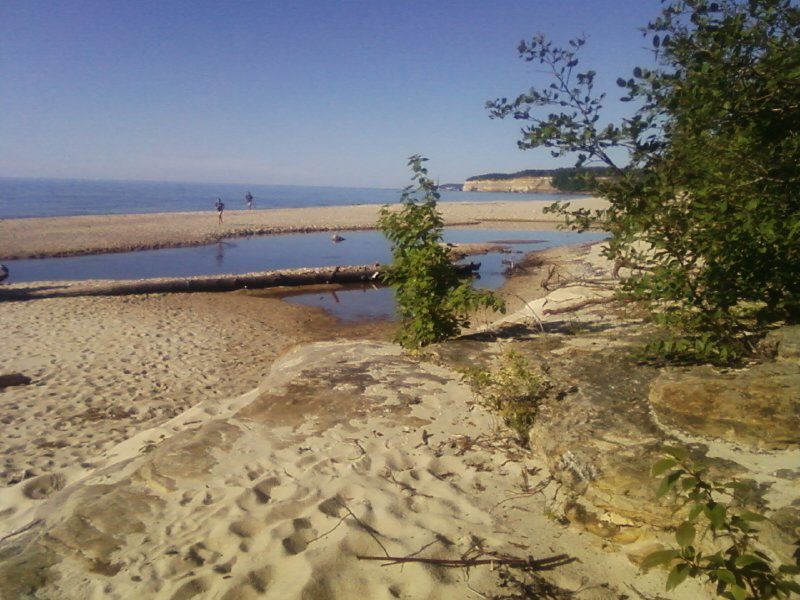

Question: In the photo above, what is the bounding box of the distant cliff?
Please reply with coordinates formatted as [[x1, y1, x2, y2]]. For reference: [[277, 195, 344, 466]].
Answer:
[[462, 176, 558, 193], [463, 167, 612, 193]]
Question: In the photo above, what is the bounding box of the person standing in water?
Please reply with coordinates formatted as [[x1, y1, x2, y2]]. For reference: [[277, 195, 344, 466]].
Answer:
[[215, 198, 225, 224], [245, 191, 254, 209]]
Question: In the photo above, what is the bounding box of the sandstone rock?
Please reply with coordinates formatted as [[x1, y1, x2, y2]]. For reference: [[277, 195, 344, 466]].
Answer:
[[765, 325, 800, 362], [463, 176, 558, 193], [650, 362, 800, 450]]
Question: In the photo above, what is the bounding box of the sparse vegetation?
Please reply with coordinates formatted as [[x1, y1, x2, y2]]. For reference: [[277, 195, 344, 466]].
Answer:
[[645, 447, 800, 599], [461, 350, 549, 446]]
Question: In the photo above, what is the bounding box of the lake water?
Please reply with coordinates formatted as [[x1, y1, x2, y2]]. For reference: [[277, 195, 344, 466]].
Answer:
[[0, 177, 575, 219]]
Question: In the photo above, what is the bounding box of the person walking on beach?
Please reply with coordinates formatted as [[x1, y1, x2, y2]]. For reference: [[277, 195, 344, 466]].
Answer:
[[245, 191, 254, 209], [215, 198, 225, 224]]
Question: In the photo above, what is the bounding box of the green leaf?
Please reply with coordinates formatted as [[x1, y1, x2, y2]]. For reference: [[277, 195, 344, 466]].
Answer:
[[738, 510, 766, 522], [665, 562, 690, 591], [707, 503, 726, 530], [651, 457, 678, 477], [711, 568, 737, 585], [656, 470, 685, 498], [675, 521, 696, 548], [663, 446, 688, 461], [640, 549, 680, 571], [734, 555, 769, 570], [728, 583, 747, 600], [688, 502, 705, 521], [778, 564, 800, 575]]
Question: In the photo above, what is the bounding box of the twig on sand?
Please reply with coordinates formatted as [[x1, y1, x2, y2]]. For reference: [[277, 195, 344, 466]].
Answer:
[[306, 513, 350, 547], [381, 469, 434, 499], [346, 438, 367, 459], [506, 293, 545, 332], [0, 519, 42, 543], [338, 499, 392, 558], [307, 498, 394, 556], [489, 476, 553, 514], [542, 296, 617, 316], [356, 552, 575, 571]]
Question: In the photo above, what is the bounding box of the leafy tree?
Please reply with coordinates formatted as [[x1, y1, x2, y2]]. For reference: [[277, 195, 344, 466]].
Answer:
[[487, 0, 800, 363], [378, 155, 505, 349]]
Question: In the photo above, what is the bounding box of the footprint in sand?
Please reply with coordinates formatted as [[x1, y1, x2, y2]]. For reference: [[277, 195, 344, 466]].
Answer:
[[236, 474, 281, 511], [282, 517, 316, 555], [186, 542, 221, 567], [169, 575, 213, 600], [22, 472, 66, 499], [220, 565, 272, 600], [229, 517, 262, 539], [317, 495, 345, 518]]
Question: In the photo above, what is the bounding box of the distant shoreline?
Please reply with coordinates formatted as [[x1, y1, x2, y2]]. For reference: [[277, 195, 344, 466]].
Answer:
[[0, 198, 608, 261]]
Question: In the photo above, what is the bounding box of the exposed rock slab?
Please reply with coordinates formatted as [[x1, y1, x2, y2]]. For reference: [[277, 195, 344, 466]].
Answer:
[[765, 325, 800, 362], [650, 362, 800, 450]]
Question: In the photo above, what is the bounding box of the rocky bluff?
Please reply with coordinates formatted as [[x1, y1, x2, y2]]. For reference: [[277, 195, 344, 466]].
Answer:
[[463, 175, 559, 193]]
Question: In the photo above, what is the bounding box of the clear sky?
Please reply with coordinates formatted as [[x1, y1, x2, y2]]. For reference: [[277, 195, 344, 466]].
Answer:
[[0, 0, 663, 188]]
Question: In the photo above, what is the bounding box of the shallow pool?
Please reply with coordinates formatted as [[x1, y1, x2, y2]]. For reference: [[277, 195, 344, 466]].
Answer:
[[4, 228, 605, 321]]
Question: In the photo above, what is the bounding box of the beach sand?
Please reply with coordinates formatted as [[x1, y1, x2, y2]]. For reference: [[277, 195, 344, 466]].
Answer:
[[0, 199, 726, 600], [0, 291, 392, 489]]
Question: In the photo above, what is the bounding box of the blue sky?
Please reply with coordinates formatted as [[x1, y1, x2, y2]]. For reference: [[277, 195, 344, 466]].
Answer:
[[1, 1, 663, 188]]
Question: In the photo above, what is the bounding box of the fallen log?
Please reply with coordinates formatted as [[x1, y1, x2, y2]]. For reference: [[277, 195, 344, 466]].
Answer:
[[0, 262, 481, 300]]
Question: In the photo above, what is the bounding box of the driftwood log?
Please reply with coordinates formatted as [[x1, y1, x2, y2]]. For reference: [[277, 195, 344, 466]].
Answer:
[[0, 262, 481, 300]]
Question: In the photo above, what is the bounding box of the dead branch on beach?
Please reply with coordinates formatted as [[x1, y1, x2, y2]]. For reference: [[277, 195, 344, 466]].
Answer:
[[542, 296, 618, 316], [356, 552, 576, 571]]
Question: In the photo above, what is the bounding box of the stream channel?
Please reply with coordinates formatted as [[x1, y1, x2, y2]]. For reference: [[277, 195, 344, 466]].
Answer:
[[5, 228, 605, 321]]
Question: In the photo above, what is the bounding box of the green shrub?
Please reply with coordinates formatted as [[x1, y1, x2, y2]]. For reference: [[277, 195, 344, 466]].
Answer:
[[645, 447, 800, 599], [378, 155, 505, 349]]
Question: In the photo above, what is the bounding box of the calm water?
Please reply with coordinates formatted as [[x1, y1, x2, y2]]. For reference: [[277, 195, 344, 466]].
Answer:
[[4, 229, 605, 320], [0, 177, 574, 219], [4, 229, 603, 285]]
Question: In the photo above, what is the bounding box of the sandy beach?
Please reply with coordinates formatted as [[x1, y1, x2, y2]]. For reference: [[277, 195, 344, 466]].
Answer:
[[2, 198, 795, 600]]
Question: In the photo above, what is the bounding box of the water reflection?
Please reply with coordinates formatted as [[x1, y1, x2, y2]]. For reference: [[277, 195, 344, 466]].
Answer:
[[282, 285, 396, 322]]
